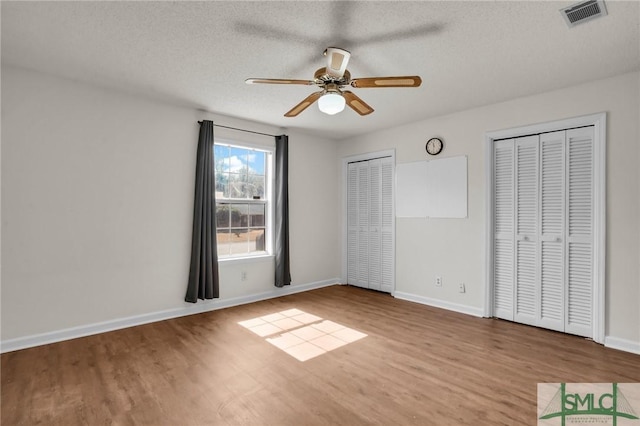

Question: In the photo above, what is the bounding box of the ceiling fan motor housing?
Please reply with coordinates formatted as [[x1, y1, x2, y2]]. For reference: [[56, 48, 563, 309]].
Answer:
[[315, 68, 351, 86], [323, 47, 351, 79], [323, 82, 341, 94]]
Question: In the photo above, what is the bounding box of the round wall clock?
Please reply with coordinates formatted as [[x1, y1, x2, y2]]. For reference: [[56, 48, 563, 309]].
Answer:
[[426, 137, 443, 155]]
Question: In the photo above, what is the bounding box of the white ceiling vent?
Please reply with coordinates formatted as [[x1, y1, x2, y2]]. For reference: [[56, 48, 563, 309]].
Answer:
[[561, 0, 608, 27]]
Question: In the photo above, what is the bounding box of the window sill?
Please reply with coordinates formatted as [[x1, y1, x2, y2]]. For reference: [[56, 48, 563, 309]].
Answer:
[[218, 254, 274, 266]]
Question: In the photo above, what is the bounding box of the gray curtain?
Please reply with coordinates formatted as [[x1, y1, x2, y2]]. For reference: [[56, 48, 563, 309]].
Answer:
[[185, 120, 219, 302], [275, 135, 292, 287]]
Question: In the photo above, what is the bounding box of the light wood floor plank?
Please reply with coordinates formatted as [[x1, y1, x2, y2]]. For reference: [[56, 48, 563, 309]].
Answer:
[[2, 285, 639, 425]]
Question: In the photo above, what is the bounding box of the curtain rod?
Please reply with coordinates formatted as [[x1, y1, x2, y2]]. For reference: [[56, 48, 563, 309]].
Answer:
[[197, 121, 279, 138]]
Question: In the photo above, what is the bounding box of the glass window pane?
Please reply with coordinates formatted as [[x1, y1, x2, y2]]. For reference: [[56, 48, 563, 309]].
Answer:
[[215, 175, 227, 198], [248, 151, 266, 175], [216, 229, 231, 257], [229, 147, 249, 175], [233, 178, 252, 199], [243, 180, 255, 199], [229, 228, 249, 255], [216, 205, 230, 228], [249, 228, 266, 253], [230, 204, 248, 227], [249, 204, 265, 227], [214, 145, 229, 172], [228, 173, 246, 198], [247, 174, 265, 199]]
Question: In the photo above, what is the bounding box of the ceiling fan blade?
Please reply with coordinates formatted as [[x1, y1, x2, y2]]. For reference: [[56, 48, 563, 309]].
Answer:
[[351, 76, 422, 88], [342, 91, 374, 116], [324, 47, 351, 79], [245, 78, 315, 85], [284, 91, 323, 117]]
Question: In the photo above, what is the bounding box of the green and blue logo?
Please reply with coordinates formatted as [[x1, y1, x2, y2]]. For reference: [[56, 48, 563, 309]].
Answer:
[[538, 383, 640, 425]]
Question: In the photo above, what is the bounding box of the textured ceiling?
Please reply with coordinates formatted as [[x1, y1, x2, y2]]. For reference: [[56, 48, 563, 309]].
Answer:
[[2, 1, 639, 140]]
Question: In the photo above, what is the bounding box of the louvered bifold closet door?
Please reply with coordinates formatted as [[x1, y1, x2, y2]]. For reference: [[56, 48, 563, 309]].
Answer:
[[514, 135, 539, 326], [538, 131, 566, 332], [347, 163, 359, 285], [493, 140, 515, 320], [565, 127, 594, 338], [355, 162, 370, 288], [380, 157, 394, 293], [368, 159, 383, 291]]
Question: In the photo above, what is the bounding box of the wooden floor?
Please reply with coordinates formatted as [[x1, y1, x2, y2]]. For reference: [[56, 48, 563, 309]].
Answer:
[[2, 285, 639, 425]]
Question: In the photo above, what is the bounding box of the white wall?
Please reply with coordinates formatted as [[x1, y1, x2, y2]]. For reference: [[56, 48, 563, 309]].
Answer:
[[3, 65, 638, 352], [1, 65, 341, 343], [338, 71, 640, 347]]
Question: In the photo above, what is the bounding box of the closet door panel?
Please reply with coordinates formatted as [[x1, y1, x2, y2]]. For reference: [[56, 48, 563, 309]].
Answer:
[[368, 159, 382, 291], [493, 140, 515, 320], [540, 242, 563, 328], [355, 162, 370, 288], [567, 242, 592, 334], [538, 131, 565, 331], [491, 125, 597, 340], [380, 157, 394, 293], [514, 136, 539, 326], [346, 156, 394, 293], [347, 164, 358, 284], [565, 127, 594, 337]]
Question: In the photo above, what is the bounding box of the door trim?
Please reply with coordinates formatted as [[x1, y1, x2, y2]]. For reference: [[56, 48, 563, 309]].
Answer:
[[484, 112, 606, 344], [342, 149, 396, 294]]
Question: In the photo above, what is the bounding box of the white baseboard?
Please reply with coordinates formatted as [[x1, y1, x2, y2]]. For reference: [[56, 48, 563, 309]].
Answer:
[[1, 278, 341, 354], [393, 291, 485, 318], [394, 292, 640, 356], [9, 281, 637, 357], [604, 336, 640, 355]]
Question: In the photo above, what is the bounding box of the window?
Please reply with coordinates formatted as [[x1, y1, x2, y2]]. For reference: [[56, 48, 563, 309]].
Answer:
[[214, 142, 273, 258]]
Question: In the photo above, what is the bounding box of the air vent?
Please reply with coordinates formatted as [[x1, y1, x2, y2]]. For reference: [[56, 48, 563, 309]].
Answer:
[[561, 0, 608, 27]]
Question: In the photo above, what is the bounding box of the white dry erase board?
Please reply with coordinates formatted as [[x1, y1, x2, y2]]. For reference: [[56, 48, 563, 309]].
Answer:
[[396, 155, 467, 218]]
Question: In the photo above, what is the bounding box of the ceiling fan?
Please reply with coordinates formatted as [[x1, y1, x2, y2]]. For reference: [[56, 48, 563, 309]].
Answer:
[[245, 47, 422, 117]]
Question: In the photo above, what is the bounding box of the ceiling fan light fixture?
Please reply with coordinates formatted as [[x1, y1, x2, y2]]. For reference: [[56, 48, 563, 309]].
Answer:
[[318, 92, 345, 115]]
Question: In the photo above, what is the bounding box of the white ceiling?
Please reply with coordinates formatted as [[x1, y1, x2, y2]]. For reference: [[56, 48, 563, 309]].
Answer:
[[2, 1, 639, 140]]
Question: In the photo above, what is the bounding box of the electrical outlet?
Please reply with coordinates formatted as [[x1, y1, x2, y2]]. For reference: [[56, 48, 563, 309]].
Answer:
[[459, 283, 465, 293], [435, 276, 442, 287], [241, 271, 247, 281]]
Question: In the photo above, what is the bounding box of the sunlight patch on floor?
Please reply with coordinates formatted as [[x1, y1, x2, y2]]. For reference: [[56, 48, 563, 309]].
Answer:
[[238, 309, 367, 361]]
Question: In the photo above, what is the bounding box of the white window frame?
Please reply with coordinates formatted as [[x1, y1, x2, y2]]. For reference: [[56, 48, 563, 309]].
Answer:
[[214, 139, 275, 261]]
